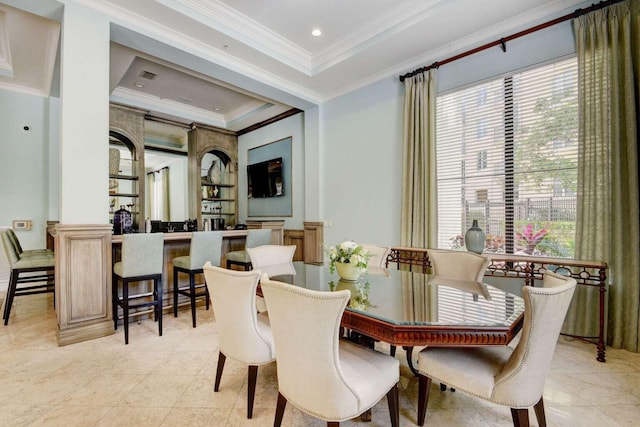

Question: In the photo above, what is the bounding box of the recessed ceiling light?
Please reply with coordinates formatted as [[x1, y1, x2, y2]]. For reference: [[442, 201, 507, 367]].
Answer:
[[134, 82, 145, 88], [311, 28, 322, 37], [214, 106, 222, 111]]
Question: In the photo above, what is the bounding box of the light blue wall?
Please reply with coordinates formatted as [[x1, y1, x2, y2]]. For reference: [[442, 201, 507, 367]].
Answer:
[[0, 89, 52, 250], [321, 77, 404, 248], [237, 113, 305, 229]]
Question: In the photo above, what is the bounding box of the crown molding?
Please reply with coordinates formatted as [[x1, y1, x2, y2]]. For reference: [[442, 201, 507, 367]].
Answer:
[[111, 86, 228, 127], [321, 0, 587, 102], [40, 20, 60, 96], [0, 80, 46, 97], [0, 10, 13, 78], [82, 0, 323, 105], [224, 99, 271, 122], [311, 0, 443, 74], [156, 0, 312, 73]]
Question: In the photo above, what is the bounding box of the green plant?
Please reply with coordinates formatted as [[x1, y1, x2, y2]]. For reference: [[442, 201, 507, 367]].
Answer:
[[515, 224, 548, 254], [325, 241, 371, 274]]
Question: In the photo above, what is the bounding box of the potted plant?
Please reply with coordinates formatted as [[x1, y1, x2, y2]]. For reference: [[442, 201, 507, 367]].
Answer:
[[325, 241, 372, 281]]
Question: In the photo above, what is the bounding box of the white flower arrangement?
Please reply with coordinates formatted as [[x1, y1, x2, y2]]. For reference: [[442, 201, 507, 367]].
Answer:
[[325, 240, 372, 274]]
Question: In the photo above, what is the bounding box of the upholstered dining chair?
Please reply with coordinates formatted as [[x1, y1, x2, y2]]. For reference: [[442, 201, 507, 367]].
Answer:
[[360, 243, 391, 269], [225, 229, 272, 270], [391, 249, 491, 369], [361, 243, 391, 277], [112, 233, 164, 344], [1, 230, 55, 325], [172, 230, 223, 327], [416, 271, 577, 427], [246, 244, 296, 281], [202, 263, 275, 419], [427, 248, 490, 284], [260, 276, 400, 427]]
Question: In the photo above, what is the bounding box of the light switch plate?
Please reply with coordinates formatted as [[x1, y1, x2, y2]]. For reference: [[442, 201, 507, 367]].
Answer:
[[12, 220, 32, 230]]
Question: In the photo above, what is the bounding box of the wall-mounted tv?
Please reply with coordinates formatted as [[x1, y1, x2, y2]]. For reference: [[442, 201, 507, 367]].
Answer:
[[247, 157, 284, 198]]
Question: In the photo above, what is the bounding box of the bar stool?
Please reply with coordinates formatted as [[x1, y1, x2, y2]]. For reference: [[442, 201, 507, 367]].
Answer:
[[112, 233, 164, 344], [225, 229, 272, 270], [6, 228, 53, 257], [172, 231, 223, 327], [1, 231, 55, 325]]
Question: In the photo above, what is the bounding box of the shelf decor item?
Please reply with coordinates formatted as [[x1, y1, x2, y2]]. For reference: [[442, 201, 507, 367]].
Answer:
[[325, 240, 372, 282], [113, 205, 133, 235], [465, 219, 486, 254], [207, 160, 221, 184]]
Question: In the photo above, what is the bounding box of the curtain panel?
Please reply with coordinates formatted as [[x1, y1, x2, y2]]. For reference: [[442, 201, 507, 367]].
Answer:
[[401, 70, 438, 249], [569, 0, 640, 351]]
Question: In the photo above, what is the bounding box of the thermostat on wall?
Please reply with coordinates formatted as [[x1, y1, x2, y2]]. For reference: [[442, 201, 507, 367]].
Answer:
[[12, 220, 32, 230]]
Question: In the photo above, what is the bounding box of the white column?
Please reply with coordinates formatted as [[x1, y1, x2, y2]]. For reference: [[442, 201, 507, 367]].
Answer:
[[58, 0, 109, 224], [55, 1, 114, 345]]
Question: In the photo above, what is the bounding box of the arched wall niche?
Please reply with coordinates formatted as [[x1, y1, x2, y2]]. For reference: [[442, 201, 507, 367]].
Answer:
[[109, 104, 146, 231]]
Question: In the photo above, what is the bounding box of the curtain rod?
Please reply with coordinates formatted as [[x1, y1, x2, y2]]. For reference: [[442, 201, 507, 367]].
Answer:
[[398, 0, 624, 82]]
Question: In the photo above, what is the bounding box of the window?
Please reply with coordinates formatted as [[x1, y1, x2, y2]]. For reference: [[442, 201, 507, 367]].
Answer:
[[477, 150, 488, 170], [436, 58, 578, 258]]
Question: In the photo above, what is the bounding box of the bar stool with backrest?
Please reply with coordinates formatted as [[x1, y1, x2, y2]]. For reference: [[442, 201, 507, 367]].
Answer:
[[112, 233, 164, 344], [172, 230, 223, 327], [1, 230, 55, 325], [6, 228, 53, 258], [225, 229, 272, 270]]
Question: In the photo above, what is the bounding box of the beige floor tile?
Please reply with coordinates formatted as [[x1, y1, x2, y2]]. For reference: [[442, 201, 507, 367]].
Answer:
[[2, 292, 640, 426], [30, 405, 113, 427]]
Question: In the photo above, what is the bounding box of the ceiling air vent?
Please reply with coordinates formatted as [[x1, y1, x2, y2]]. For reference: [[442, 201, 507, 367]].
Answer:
[[140, 70, 157, 80]]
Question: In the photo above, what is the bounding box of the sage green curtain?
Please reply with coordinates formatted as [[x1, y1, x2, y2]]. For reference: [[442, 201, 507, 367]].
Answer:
[[567, 0, 640, 351], [401, 70, 438, 248]]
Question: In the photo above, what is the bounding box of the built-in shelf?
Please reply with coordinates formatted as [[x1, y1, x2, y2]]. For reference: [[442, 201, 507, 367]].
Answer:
[[111, 193, 139, 198], [110, 174, 138, 181]]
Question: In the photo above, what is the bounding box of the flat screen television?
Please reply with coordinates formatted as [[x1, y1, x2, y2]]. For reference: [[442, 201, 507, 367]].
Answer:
[[247, 157, 284, 198]]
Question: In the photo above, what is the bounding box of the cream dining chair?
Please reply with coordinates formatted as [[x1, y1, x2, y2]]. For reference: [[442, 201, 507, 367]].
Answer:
[[260, 275, 400, 427], [202, 263, 275, 419], [416, 271, 577, 427], [360, 243, 391, 269], [246, 244, 296, 280], [393, 249, 491, 371]]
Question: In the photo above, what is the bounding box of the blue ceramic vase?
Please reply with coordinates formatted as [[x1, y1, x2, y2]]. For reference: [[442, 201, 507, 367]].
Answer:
[[465, 219, 486, 254]]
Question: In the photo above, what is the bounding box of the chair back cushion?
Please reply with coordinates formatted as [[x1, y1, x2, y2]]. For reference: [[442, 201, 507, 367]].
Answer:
[[246, 245, 296, 278], [188, 231, 223, 269], [245, 229, 272, 248], [428, 249, 490, 282], [1, 231, 19, 264], [203, 264, 274, 364], [493, 271, 577, 405], [261, 278, 364, 419], [119, 233, 164, 277], [361, 244, 391, 269], [6, 229, 23, 254]]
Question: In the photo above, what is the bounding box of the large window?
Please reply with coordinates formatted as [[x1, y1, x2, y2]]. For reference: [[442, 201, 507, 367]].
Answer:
[[436, 57, 578, 258]]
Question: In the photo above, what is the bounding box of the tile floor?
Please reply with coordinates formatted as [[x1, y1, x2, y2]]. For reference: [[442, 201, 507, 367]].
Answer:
[[1, 292, 640, 426]]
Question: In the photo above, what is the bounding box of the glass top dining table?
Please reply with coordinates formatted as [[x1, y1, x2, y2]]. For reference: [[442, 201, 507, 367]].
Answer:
[[274, 262, 525, 374]]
